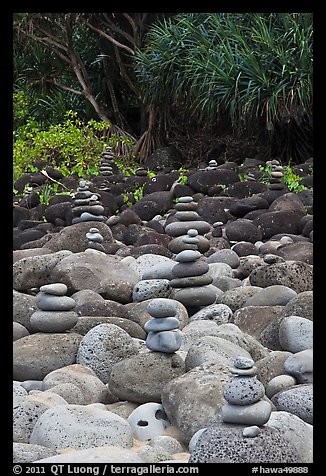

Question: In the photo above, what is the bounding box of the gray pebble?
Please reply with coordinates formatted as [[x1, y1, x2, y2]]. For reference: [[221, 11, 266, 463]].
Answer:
[[234, 356, 255, 369], [222, 400, 272, 426], [224, 376, 265, 405], [147, 298, 178, 318], [35, 293, 76, 311], [175, 250, 202, 263], [146, 330, 182, 353], [39, 284, 68, 296], [144, 317, 180, 333], [242, 426, 260, 437]]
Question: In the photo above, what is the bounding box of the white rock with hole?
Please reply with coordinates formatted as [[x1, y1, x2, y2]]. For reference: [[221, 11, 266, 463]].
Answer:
[[127, 402, 171, 440]]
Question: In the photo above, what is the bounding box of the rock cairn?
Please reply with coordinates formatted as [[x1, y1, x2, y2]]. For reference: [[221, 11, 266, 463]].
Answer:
[[221, 356, 272, 433], [267, 160, 284, 191], [86, 227, 105, 252], [165, 196, 211, 254], [99, 145, 114, 177], [212, 221, 223, 238], [72, 180, 105, 224], [170, 229, 216, 310], [206, 159, 218, 170], [144, 298, 181, 353], [30, 283, 78, 333]]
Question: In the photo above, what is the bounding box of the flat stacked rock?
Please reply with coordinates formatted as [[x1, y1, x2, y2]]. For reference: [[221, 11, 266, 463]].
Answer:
[[30, 283, 78, 333], [221, 356, 272, 431], [165, 196, 211, 254], [267, 160, 285, 191], [86, 227, 105, 252], [99, 146, 114, 177], [72, 180, 105, 224], [144, 298, 181, 353], [170, 230, 216, 310]]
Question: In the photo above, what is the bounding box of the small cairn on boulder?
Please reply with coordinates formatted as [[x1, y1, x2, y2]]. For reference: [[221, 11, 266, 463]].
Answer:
[[72, 180, 105, 224], [221, 356, 272, 437], [267, 159, 285, 191], [144, 298, 181, 353], [29, 283, 78, 333], [205, 159, 218, 170], [99, 145, 114, 177], [85, 227, 105, 252]]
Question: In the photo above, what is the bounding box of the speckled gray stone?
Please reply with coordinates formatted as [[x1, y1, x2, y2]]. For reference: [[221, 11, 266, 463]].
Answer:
[[223, 376, 265, 405], [132, 280, 171, 302], [13, 442, 59, 464], [147, 298, 178, 318], [76, 324, 139, 383], [234, 356, 255, 369], [283, 348, 313, 384], [265, 375, 297, 399], [189, 303, 233, 324], [279, 315, 313, 353], [271, 384, 313, 424], [30, 404, 133, 450], [188, 422, 301, 463]]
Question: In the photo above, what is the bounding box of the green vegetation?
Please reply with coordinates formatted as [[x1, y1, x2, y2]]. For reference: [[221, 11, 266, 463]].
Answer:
[[135, 13, 313, 162], [13, 109, 108, 182], [13, 12, 313, 176], [258, 163, 311, 191]]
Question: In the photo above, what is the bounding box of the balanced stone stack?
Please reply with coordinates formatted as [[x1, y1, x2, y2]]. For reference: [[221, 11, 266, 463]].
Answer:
[[246, 172, 256, 182], [267, 160, 285, 191], [221, 356, 272, 433], [212, 221, 223, 238], [30, 283, 78, 333], [206, 159, 218, 170], [165, 196, 211, 255], [99, 145, 114, 177], [72, 180, 105, 224], [144, 298, 181, 353], [170, 230, 216, 310], [86, 227, 105, 252]]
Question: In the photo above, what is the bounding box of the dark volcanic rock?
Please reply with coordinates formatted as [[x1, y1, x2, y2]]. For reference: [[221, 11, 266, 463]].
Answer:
[[225, 219, 263, 243], [145, 145, 183, 171], [229, 196, 269, 218], [196, 197, 232, 224], [220, 181, 267, 198], [44, 202, 73, 226], [188, 169, 239, 194], [253, 211, 301, 239], [249, 261, 313, 293]]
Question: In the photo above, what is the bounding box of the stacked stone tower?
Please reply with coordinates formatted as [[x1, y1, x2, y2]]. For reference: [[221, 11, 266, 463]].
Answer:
[[144, 298, 181, 353], [221, 356, 272, 435], [30, 283, 78, 333], [72, 179, 105, 224]]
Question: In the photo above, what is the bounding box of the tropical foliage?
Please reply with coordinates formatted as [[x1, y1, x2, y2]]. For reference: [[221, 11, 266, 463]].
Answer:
[[135, 13, 313, 162]]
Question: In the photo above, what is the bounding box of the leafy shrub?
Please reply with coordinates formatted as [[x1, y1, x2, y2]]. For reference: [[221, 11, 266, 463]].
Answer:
[[13, 110, 108, 182]]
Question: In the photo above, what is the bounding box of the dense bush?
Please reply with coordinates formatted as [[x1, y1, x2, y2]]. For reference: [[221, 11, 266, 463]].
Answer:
[[13, 108, 108, 182], [135, 13, 313, 162]]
